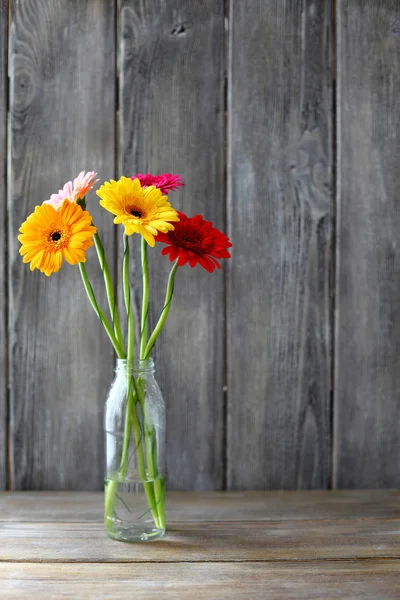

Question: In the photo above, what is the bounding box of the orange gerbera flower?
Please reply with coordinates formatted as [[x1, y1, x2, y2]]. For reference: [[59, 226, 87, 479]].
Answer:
[[18, 200, 97, 276]]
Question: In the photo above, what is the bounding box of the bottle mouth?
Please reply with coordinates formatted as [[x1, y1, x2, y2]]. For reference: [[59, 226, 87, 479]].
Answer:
[[115, 358, 155, 374]]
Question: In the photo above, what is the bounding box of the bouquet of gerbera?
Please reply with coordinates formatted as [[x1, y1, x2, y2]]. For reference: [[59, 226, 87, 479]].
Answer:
[[18, 171, 231, 541]]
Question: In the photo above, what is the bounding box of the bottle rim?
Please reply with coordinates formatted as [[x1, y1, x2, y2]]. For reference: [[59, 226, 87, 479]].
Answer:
[[115, 358, 155, 373]]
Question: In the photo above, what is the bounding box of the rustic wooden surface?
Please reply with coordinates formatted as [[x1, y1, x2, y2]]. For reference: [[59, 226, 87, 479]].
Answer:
[[3, 518, 400, 562], [1, 491, 400, 599], [3, 562, 400, 600], [8, 0, 116, 489], [227, 0, 332, 490], [334, 0, 400, 488], [119, 0, 225, 490], [2, 489, 400, 521], [1, 562, 400, 600], [0, 0, 8, 491]]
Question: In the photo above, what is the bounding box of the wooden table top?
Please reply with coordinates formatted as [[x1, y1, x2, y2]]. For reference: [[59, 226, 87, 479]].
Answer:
[[1, 490, 400, 598]]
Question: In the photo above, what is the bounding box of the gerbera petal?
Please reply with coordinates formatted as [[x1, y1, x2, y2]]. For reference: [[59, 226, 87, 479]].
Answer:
[[188, 254, 198, 268], [197, 254, 216, 273], [169, 247, 179, 261], [140, 227, 156, 247], [72, 171, 99, 201], [63, 247, 83, 264], [178, 250, 189, 267], [219, 249, 231, 258]]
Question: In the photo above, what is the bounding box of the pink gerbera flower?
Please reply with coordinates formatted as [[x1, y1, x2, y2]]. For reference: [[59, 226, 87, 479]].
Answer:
[[44, 181, 74, 210], [44, 171, 99, 209], [72, 171, 99, 202], [132, 173, 184, 194]]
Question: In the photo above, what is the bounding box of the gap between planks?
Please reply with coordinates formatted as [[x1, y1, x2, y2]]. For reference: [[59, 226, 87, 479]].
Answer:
[[2, 558, 400, 565]]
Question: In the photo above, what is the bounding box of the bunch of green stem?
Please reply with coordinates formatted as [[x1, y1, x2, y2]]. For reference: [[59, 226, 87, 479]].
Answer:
[[79, 229, 178, 531]]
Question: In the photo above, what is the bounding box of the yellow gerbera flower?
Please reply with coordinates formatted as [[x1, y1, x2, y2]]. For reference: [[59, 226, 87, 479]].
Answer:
[[18, 200, 97, 276], [96, 176, 180, 247]]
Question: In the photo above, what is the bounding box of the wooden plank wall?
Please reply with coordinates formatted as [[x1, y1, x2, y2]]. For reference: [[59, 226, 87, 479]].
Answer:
[[334, 0, 400, 487], [0, 0, 8, 491], [119, 0, 225, 490], [8, 0, 116, 489], [227, 0, 332, 489], [1, 0, 400, 490]]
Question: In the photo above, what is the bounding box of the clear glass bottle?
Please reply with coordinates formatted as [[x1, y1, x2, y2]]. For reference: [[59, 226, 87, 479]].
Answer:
[[104, 359, 166, 542]]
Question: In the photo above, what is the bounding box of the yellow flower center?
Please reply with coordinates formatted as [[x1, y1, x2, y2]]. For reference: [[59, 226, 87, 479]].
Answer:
[[44, 226, 71, 251]]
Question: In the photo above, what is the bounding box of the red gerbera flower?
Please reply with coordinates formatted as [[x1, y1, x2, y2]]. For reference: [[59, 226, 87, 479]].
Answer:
[[132, 173, 184, 194], [156, 211, 232, 273]]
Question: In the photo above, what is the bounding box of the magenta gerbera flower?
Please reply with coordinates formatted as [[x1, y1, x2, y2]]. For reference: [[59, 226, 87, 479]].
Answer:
[[132, 173, 184, 194]]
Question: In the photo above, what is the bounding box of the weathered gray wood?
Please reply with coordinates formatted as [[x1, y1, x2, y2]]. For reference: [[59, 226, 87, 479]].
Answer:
[[1, 489, 400, 522], [2, 518, 400, 562], [0, 0, 8, 490], [227, 1, 332, 489], [334, 1, 400, 488], [2, 561, 400, 600], [2, 491, 400, 596], [119, 1, 225, 489], [8, 0, 116, 489]]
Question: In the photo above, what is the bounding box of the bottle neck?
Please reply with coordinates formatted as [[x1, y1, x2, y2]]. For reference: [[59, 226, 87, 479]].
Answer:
[[115, 358, 155, 376]]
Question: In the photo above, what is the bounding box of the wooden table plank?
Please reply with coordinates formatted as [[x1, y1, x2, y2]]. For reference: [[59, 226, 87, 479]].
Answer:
[[1, 561, 400, 599], [1, 492, 399, 598], [1, 518, 400, 562], [1, 490, 400, 522]]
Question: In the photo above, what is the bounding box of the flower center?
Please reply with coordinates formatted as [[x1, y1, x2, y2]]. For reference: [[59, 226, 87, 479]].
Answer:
[[126, 204, 143, 218], [50, 230, 62, 242], [177, 231, 204, 250], [44, 227, 71, 251]]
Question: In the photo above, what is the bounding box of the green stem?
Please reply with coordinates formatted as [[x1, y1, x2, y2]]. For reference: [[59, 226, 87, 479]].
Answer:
[[123, 234, 134, 364], [78, 263, 125, 358], [119, 376, 136, 477], [135, 379, 164, 528], [120, 235, 160, 527], [143, 261, 179, 359], [139, 237, 163, 523], [104, 479, 119, 525], [94, 232, 124, 350], [140, 238, 150, 359]]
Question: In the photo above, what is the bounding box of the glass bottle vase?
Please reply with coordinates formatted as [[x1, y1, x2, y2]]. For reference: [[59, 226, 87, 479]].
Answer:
[[104, 359, 166, 542]]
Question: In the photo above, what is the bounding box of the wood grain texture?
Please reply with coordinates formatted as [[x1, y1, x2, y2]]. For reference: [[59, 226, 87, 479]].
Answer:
[[119, 1, 225, 489], [1, 518, 400, 562], [2, 489, 400, 522], [8, 0, 116, 489], [2, 492, 400, 597], [2, 561, 400, 599], [227, 1, 332, 489], [0, 0, 8, 490], [334, 1, 400, 487]]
